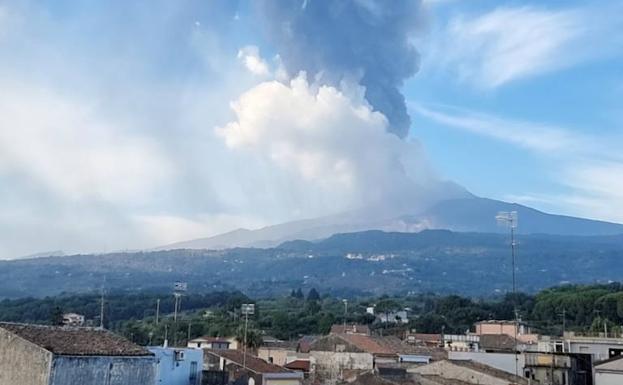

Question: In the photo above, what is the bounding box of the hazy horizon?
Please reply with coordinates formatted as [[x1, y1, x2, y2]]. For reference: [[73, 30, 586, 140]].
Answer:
[[1, 0, 622, 258]]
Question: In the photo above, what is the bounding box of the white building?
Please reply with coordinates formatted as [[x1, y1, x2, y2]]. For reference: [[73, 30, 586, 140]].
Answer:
[[595, 355, 623, 385], [61, 313, 85, 326]]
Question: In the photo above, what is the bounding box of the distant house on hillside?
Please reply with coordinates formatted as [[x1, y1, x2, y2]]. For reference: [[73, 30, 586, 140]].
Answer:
[[61, 313, 85, 327], [0, 322, 155, 385]]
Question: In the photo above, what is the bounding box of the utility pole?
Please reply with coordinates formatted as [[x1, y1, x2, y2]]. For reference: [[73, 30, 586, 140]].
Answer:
[[187, 321, 192, 344], [99, 287, 105, 329], [155, 298, 160, 325], [342, 299, 348, 331]]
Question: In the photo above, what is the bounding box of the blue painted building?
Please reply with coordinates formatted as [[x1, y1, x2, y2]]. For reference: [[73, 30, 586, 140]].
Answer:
[[149, 346, 203, 385]]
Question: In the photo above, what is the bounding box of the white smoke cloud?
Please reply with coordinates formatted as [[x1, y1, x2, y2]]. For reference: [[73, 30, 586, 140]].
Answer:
[[237, 45, 270, 76], [216, 73, 440, 214]]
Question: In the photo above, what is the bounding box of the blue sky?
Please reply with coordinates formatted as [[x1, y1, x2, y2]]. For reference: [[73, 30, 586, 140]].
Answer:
[[0, 0, 621, 257]]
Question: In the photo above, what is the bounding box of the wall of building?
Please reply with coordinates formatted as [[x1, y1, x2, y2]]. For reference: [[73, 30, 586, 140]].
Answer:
[[0, 328, 52, 385], [150, 347, 203, 385], [257, 348, 292, 366], [449, 351, 525, 375], [409, 361, 514, 385], [595, 371, 623, 385], [49, 356, 156, 385], [309, 351, 372, 384], [568, 341, 617, 362]]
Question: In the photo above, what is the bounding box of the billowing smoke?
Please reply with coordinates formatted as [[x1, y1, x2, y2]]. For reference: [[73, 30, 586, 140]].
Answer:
[[256, 0, 422, 138]]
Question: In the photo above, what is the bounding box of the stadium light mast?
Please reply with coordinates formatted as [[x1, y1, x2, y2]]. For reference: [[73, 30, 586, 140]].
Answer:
[[496, 210, 519, 377]]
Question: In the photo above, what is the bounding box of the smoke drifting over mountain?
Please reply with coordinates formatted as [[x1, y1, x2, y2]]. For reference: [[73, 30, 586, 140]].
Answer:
[[257, 0, 423, 138]]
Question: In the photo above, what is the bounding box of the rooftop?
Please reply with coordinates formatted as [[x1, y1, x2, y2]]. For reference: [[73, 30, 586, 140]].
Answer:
[[207, 349, 292, 374], [330, 324, 370, 335], [0, 322, 151, 356], [479, 334, 519, 352]]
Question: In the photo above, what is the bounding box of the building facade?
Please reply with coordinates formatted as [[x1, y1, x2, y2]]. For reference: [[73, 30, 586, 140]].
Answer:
[[149, 347, 203, 385], [0, 322, 155, 385]]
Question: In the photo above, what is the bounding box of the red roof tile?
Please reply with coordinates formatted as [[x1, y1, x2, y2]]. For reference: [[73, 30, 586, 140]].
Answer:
[[207, 349, 292, 374]]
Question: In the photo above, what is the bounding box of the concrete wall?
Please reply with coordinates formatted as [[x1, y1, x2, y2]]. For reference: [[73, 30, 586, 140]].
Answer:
[[150, 347, 203, 385], [409, 361, 513, 385], [595, 371, 623, 385], [449, 351, 525, 375], [568, 342, 615, 362], [257, 348, 292, 366], [310, 351, 372, 384], [0, 328, 52, 385], [49, 356, 156, 385]]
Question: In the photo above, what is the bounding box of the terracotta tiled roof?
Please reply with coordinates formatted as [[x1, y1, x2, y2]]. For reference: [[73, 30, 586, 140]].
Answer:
[[0, 322, 151, 356], [480, 334, 518, 352], [298, 335, 319, 353], [191, 336, 231, 344], [284, 359, 310, 371], [336, 334, 394, 355], [207, 349, 292, 374]]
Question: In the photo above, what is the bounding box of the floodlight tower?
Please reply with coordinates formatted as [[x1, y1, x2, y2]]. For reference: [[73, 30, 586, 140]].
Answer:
[[496, 211, 519, 377], [241, 303, 255, 371]]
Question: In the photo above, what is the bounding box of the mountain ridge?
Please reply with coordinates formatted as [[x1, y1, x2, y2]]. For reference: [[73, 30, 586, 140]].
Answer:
[[157, 197, 623, 251]]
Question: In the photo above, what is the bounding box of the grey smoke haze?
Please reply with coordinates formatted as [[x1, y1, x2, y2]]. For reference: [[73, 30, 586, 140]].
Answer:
[[257, 0, 422, 138]]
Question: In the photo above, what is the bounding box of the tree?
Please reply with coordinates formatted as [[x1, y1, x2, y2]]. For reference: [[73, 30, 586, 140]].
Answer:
[[50, 306, 64, 326], [235, 326, 263, 349], [307, 288, 320, 302], [375, 299, 401, 324]]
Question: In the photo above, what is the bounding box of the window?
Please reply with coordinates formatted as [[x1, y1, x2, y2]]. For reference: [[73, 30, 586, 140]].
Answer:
[[189, 361, 198, 385]]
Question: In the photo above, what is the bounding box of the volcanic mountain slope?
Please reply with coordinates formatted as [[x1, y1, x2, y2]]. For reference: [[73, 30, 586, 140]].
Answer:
[[158, 196, 623, 251]]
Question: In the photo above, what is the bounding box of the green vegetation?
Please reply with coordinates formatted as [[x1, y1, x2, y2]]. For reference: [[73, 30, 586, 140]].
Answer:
[[2, 283, 623, 346]]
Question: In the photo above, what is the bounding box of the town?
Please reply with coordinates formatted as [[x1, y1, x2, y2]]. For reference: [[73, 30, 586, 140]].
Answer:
[[1, 284, 623, 385]]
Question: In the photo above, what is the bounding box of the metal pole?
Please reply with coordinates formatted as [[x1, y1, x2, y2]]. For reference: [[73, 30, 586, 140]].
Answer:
[[187, 321, 192, 344], [156, 299, 160, 325], [511, 221, 519, 379], [343, 300, 348, 331], [100, 289, 105, 329], [243, 311, 248, 370]]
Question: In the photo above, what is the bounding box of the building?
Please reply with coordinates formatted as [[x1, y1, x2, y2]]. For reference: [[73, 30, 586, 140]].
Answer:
[[448, 351, 526, 376], [475, 320, 540, 345], [551, 332, 623, 362], [408, 359, 530, 385], [594, 355, 623, 385], [188, 336, 235, 350], [308, 334, 380, 383], [257, 340, 299, 366], [330, 324, 370, 335], [204, 349, 303, 385], [61, 313, 85, 327], [405, 333, 441, 347], [0, 322, 155, 385], [149, 346, 203, 385], [443, 334, 481, 351], [523, 352, 592, 385]]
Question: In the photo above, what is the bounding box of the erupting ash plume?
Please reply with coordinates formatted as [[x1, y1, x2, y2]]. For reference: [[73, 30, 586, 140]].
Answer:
[[257, 0, 422, 138]]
